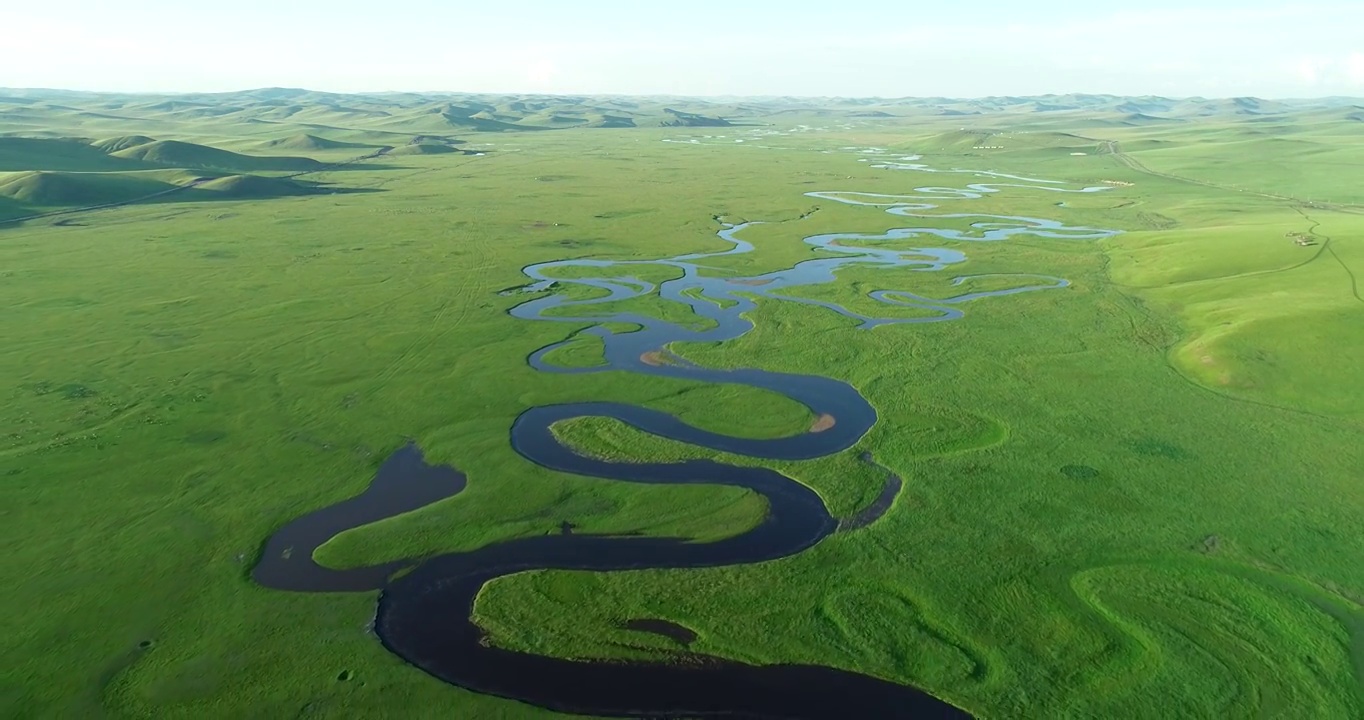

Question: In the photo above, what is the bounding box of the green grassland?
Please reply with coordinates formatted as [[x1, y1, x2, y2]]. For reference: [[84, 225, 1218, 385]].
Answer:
[[2, 90, 1362, 718]]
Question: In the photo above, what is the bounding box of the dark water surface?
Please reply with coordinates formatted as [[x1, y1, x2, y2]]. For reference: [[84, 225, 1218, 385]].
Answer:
[[255, 165, 1119, 718]]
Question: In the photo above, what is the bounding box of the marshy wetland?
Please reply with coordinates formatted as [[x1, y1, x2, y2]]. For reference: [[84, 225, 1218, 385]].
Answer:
[[255, 164, 1113, 717]]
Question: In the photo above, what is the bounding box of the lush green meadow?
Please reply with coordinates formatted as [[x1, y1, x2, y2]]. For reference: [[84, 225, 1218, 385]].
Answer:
[[2, 91, 1362, 718]]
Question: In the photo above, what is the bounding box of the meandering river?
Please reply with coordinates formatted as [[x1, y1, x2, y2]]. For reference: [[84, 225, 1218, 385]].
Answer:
[[255, 158, 1118, 718]]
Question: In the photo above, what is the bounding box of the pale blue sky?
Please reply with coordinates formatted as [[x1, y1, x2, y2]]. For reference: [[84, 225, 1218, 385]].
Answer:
[[5, 1, 1362, 97]]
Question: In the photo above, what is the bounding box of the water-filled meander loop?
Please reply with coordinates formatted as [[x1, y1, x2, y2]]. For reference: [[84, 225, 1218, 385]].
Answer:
[[254, 159, 1119, 718]]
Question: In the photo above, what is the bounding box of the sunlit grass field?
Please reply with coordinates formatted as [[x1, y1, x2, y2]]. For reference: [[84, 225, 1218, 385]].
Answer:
[[2, 98, 1361, 718]]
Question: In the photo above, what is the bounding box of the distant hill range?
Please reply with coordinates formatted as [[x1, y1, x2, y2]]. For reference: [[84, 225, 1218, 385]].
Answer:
[[660, 108, 733, 127], [0, 135, 321, 174], [1, 88, 1358, 136], [1, 87, 1359, 223], [2, 87, 1353, 137], [0, 132, 338, 219]]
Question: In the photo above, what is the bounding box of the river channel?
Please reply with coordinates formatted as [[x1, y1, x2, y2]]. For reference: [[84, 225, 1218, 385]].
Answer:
[[254, 160, 1118, 718]]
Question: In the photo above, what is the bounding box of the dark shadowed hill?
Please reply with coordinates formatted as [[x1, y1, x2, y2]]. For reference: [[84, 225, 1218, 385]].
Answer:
[[0, 170, 175, 205]]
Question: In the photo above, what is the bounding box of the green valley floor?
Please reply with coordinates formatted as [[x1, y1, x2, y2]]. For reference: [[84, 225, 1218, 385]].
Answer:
[[2, 92, 1362, 718]]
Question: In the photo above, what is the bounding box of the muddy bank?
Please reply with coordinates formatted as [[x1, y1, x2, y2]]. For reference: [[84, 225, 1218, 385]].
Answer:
[[809, 413, 837, 433]]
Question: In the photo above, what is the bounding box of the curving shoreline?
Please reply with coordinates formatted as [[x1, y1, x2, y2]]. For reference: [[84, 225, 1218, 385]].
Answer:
[[254, 162, 1118, 718]]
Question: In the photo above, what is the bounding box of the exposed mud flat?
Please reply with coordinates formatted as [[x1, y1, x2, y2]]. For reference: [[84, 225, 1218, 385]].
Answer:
[[809, 414, 837, 433]]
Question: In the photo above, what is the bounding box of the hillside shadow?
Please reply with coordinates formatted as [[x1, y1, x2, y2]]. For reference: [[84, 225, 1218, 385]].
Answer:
[[298, 162, 411, 172], [0, 138, 156, 172], [0, 183, 389, 227], [0, 196, 30, 221], [0, 136, 411, 175], [177, 186, 388, 201]]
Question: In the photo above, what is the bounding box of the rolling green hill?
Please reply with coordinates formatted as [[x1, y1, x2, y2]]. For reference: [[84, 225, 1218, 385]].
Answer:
[[584, 114, 637, 128], [0, 137, 151, 172], [0, 130, 342, 218], [659, 107, 733, 127], [0, 170, 176, 206], [194, 174, 319, 198], [2, 88, 1360, 141], [90, 135, 157, 153], [110, 139, 322, 173], [260, 133, 371, 151], [440, 104, 548, 132], [387, 142, 466, 156]]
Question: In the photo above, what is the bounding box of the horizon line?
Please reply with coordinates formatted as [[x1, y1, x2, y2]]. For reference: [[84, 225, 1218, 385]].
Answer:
[[3, 86, 1362, 103]]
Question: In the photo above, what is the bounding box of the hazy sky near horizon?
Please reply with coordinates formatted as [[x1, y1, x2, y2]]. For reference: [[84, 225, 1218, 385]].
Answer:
[[5, 1, 1362, 97]]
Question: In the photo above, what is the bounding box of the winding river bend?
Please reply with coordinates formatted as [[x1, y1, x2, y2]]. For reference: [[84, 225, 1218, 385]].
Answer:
[[254, 161, 1119, 718]]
